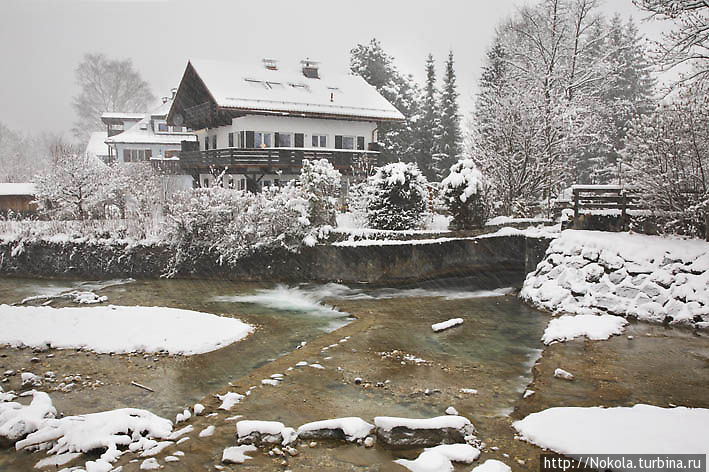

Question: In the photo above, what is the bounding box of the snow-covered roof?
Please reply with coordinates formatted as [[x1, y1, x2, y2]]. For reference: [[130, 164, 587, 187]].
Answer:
[[106, 100, 197, 145], [101, 112, 145, 121], [85, 131, 110, 158], [0, 183, 36, 196], [187, 58, 405, 121]]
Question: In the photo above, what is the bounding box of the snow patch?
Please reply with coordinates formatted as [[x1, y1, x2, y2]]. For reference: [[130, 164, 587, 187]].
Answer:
[[542, 314, 627, 344]]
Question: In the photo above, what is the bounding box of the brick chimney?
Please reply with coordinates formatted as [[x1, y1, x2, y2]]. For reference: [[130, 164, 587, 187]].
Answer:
[[301, 59, 320, 79]]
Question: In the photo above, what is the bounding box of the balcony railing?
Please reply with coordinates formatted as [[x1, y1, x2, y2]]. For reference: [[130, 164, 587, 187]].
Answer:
[[176, 147, 380, 172]]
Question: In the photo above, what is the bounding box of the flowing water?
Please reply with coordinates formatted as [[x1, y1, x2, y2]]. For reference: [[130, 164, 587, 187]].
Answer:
[[2, 274, 708, 471]]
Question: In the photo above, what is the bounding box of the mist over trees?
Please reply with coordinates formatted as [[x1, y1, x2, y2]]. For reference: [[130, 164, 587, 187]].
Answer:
[[0, 123, 57, 182], [72, 53, 155, 143]]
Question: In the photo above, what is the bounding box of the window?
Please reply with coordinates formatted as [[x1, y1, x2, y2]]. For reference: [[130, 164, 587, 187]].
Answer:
[[312, 135, 327, 148], [276, 133, 292, 147], [288, 83, 310, 92], [228, 132, 234, 147], [171, 125, 184, 133], [212, 135, 217, 149], [263, 180, 271, 188], [123, 149, 149, 162], [157, 123, 169, 132], [254, 132, 272, 148], [341, 136, 355, 150], [238, 179, 245, 191], [245, 79, 268, 89], [266, 82, 284, 90], [357, 136, 365, 151], [205, 137, 209, 151], [227, 177, 235, 189], [165, 150, 179, 159], [203, 179, 209, 188]]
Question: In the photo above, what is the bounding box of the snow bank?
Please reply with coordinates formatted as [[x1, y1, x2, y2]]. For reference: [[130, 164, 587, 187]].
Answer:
[[297, 417, 374, 442], [0, 305, 253, 355], [542, 314, 628, 344], [522, 230, 709, 326], [472, 459, 512, 472], [432, 318, 464, 332], [0, 391, 56, 442], [513, 404, 709, 456], [394, 444, 480, 472]]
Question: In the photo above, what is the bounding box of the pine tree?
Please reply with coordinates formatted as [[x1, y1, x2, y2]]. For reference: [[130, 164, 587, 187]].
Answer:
[[350, 39, 420, 164], [414, 54, 439, 180], [435, 50, 462, 179]]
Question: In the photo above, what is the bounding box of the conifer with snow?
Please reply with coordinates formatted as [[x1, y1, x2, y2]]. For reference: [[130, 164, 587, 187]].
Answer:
[[414, 54, 440, 180], [434, 50, 462, 179], [441, 159, 489, 230], [365, 162, 429, 230]]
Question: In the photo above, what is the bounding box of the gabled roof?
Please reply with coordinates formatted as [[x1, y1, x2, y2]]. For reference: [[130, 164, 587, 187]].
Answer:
[[169, 59, 405, 126], [0, 183, 36, 196]]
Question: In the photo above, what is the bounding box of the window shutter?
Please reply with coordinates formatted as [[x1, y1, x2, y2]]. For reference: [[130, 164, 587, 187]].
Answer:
[[294, 133, 304, 148], [246, 131, 255, 148], [145, 149, 152, 160], [228, 132, 234, 147], [212, 135, 217, 149], [357, 136, 365, 151], [335, 135, 343, 149], [123, 149, 130, 162], [274, 132, 280, 148], [205, 138, 209, 151]]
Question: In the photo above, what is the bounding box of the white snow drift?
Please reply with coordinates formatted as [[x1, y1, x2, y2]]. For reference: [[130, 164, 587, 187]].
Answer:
[[513, 404, 709, 456], [542, 314, 628, 344], [0, 305, 253, 355]]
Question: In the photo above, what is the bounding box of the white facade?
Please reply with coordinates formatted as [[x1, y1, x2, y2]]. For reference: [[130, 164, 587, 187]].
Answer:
[[195, 115, 378, 151]]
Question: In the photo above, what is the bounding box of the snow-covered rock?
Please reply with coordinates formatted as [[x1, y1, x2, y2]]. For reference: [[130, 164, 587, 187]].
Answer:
[[217, 392, 244, 410], [374, 416, 475, 448], [222, 444, 258, 464], [542, 314, 628, 344], [394, 443, 481, 472], [0, 391, 56, 443], [513, 405, 709, 456], [431, 318, 464, 332], [198, 425, 215, 438], [553, 368, 574, 380], [0, 305, 253, 355], [236, 420, 297, 446], [471, 459, 512, 472], [297, 417, 374, 442]]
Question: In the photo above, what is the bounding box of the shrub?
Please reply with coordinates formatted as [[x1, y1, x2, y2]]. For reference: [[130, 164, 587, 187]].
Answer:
[[365, 162, 429, 230], [440, 159, 489, 229], [298, 159, 341, 227]]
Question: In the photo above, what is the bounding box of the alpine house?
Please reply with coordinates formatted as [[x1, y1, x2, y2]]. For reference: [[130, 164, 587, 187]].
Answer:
[[167, 58, 405, 192]]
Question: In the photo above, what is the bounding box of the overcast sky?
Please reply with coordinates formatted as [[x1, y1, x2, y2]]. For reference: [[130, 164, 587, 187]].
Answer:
[[1, 0, 667, 137]]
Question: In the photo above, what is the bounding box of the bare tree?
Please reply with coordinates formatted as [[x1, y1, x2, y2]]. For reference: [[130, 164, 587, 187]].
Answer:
[[72, 53, 155, 143], [633, 0, 709, 86]]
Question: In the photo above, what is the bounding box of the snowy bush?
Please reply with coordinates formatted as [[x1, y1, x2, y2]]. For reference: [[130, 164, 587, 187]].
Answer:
[[364, 162, 429, 230], [33, 144, 111, 220], [298, 159, 342, 227], [440, 159, 489, 229], [164, 185, 313, 276]]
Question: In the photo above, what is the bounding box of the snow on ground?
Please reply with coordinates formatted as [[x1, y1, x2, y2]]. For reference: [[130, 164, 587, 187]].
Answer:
[[236, 420, 298, 445], [432, 318, 464, 332], [335, 212, 451, 233], [541, 314, 628, 344], [522, 230, 709, 326], [394, 444, 481, 472], [486, 216, 551, 226], [297, 417, 374, 442], [0, 305, 253, 355], [217, 392, 244, 410], [513, 405, 709, 456], [222, 445, 258, 464]]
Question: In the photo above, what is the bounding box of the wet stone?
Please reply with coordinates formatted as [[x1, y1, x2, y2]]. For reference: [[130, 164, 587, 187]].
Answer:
[[375, 424, 475, 449]]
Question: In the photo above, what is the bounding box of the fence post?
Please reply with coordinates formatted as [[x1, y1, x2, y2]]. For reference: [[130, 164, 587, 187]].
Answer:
[[573, 188, 579, 229]]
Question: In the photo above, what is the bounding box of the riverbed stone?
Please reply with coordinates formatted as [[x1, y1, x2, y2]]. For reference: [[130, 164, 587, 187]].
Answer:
[[581, 247, 599, 262], [615, 284, 640, 299], [608, 269, 628, 285], [375, 424, 475, 449], [583, 264, 604, 283]]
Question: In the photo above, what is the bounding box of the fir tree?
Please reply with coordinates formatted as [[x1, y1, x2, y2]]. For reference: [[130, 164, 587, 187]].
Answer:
[[435, 50, 462, 179], [350, 39, 420, 164], [414, 54, 439, 180]]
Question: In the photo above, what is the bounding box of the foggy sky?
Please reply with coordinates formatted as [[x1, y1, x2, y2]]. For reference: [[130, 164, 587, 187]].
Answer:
[[1, 0, 666, 137]]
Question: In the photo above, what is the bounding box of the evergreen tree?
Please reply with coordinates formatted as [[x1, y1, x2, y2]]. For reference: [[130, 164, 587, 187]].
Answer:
[[350, 39, 420, 164], [414, 54, 439, 180], [435, 50, 462, 179]]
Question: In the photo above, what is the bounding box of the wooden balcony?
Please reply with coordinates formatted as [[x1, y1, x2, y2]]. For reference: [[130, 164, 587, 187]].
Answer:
[[176, 147, 380, 174]]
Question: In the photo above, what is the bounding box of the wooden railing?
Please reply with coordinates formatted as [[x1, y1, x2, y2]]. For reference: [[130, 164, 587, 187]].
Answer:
[[176, 147, 380, 173]]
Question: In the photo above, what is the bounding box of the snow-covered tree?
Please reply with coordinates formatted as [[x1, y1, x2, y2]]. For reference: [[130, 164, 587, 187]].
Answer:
[[33, 143, 110, 220], [435, 51, 462, 179], [0, 123, 56, 183], [298, 159, 342, 227], [350, 39, 421, 163], [633, 0, 709, 87], [413, 54, 440, 180], [622, 84, 709, 237], [72, 53, 155, 143], [441, 159, 489, 229], [365, 162, 429, 230]]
